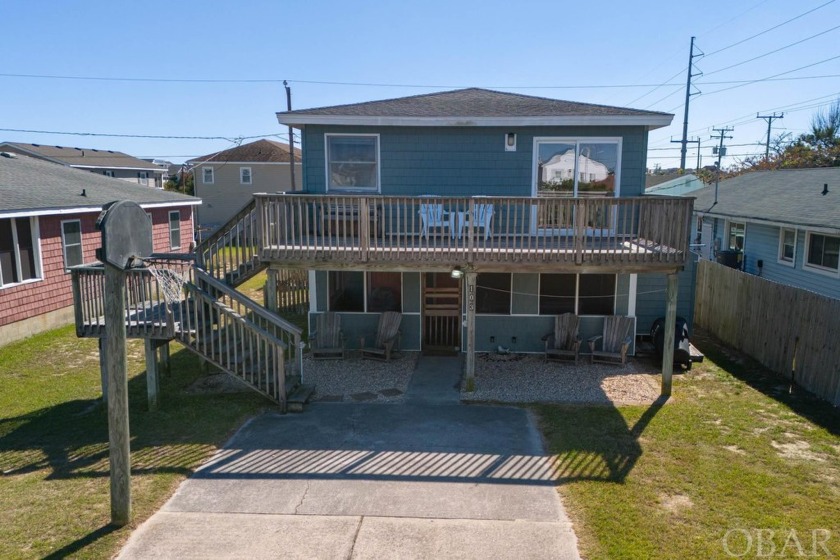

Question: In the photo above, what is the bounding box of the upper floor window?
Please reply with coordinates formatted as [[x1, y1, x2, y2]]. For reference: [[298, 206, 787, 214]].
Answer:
[[138, 171, 149, 186], [728, 222, 745, 251], [536, 138, 621, 198], [169, 211, 181, 250], [0, 217, 41, 288], [61, 220, 83, 270], [240, 167, 252, 185], [202, 167, 214, 184], [805, 232, 839, 273], [778, 228, 796, 265], [326, 134, 379, 191]]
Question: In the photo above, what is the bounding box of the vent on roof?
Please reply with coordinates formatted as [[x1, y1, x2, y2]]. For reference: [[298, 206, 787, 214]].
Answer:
[[32, 143, 40, 147], [1, 152, 16, 158], [108, 150, 114, 153], [55, 145, 63, 149]]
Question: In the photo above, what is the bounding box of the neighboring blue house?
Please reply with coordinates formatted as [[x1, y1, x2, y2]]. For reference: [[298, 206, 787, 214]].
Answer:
[[268, 88, 693, 375], [693, 168, 840, 300]]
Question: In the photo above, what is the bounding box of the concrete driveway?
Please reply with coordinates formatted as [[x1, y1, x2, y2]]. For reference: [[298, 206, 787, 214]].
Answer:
[[119, 359, 580, 559]]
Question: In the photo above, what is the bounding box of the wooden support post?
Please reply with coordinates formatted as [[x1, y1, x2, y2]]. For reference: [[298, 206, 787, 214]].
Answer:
[[98, 337, 108, 404], [265, 268, 278, 313], [661, 272, 679, 397], [465, 271, 477, 380], [144, 339, 159, 411], [158, 341, 170, 374], [104, 263, 131, 526]]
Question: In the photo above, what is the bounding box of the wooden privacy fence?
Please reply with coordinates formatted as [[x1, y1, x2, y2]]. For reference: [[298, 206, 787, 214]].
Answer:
[[269, 268, 309, 315], [694, 260, 840, 406]]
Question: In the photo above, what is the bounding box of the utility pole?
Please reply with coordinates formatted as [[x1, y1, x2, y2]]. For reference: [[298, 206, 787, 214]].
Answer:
[[283, 80, 296, 191], [672, 136, 701, 171], [757, 112, 784, 159], [677, 36, 703, 172], [711, 127, 734, 205]]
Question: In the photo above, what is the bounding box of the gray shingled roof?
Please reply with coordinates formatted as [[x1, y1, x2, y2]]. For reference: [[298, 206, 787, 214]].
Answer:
[[0, 142, 164, 170], [0, 152, 199, 216], [692, 168, 840, 231], [277, 88, 672, 128], [187, 139, 301, 165]]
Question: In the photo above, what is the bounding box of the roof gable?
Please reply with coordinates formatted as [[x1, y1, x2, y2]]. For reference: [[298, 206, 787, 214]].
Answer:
[[0, 142, 163, 171], [0, 152, 199, 217], [277, 88, 673, 129], [188, 139, 300, 164], [692, 168, 840, 231]]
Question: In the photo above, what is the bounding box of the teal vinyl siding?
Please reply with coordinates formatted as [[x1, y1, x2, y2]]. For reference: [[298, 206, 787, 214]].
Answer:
[[635, 258, 696, 335], [302, 125, 648, 198]]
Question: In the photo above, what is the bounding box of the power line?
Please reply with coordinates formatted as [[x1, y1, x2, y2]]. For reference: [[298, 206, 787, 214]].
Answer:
[[703, 23, 840, 77], [0, 128, 289, 142], [625, 67, 686, 106], [701, 53, 840, 96], [704, 0, 837, 57]]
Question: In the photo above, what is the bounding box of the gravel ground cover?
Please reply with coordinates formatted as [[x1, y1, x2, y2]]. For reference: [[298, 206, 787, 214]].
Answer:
[[463, 353, 664, 405], [303, 351, 419, 402]]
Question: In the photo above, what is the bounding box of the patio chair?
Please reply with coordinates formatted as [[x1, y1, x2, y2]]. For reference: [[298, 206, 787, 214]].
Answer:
[[310, 312, 346, 360], [418, 202, 449, 239], [543, 313, 581, 364], [472, 203, 494, 240], [360, 311, 402, 361], [588, 315, 634, 365]]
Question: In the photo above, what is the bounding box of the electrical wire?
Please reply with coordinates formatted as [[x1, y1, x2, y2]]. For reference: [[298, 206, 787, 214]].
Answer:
[[704, 0, 837, 57], [703, 23, 840, 77], [701, 53, 840, 96]]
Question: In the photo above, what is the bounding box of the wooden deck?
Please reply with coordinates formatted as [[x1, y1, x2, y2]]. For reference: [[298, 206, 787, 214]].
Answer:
[[255, 194, 693, 273]]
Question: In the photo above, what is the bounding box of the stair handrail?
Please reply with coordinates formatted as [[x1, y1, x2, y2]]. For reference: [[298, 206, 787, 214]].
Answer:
[[194, 267, 303, 337], [195, 198, 261, 283]]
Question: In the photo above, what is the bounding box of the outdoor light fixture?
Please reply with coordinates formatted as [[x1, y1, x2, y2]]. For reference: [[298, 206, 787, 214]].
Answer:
[[450, 266, 464, 279], [505, 132, 517, 152]]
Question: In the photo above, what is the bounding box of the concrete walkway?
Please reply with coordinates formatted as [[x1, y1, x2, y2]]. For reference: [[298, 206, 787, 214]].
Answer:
[[118, 357, 581, 559]]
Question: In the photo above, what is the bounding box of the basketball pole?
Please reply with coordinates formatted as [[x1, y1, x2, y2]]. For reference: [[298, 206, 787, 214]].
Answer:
[[104, 260, 132, 526]]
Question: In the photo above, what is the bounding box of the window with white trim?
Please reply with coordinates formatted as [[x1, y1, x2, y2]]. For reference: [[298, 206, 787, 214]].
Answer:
[[778, 228, 796, 265], [536, 138, 621, 198], [138, 171, 149, 186], [240, 167, 252, 185], [326, 134, 379, 191], [328, 271, 402, 312], [539, 273, 615, 315], [168, 211, 181, 250], [728, 222, 745, 251], [805, 232, 839, 272], [0, 217, 41, 287], [202, 167, 214, 184], [61, 220, 83, 270]]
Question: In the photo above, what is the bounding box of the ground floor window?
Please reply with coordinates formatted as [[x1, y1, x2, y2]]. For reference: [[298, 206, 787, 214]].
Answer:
[[476, 273, 511, 314], [805, 232, 839, 272], [728, 222, 745, 251], [539, 273, 615, 315], [778, 228, 796, 264], [169, 211, 181, 250], [329, 271, 402, 312], [0, 217, 40, 287], [61, 219, 83, 270]]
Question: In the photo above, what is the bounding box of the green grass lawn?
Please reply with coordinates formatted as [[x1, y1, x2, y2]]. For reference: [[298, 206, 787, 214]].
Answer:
[[0, 326, 268, 559], [537, 330, 840, 559]]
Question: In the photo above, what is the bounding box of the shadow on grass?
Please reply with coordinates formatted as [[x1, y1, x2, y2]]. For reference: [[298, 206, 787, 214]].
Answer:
[[692, 328, 840, 437], [41, 524, 120, 560], [0, 345, 267, 480], [535, 396, 667, 484]]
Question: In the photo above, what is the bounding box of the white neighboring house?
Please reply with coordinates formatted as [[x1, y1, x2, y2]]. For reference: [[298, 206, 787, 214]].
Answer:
[[188, 139, 302, 233], [541, 149, 609, 183], [0, 142, 166, 189]]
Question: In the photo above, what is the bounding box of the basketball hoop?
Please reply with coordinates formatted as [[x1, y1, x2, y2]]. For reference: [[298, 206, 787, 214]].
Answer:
[[145, 260, 190, 304]]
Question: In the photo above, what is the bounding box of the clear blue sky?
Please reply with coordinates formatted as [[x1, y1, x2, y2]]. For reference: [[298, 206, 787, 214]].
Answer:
[[2, 0, 838, 169]]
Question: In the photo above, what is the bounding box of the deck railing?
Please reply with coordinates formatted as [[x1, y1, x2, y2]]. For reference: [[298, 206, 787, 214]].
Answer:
[[254, 194, 694, 270], [196, 199, 262, 286]]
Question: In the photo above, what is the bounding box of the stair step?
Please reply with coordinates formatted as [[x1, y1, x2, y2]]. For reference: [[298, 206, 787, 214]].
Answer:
[[287, 384, 315, 413]]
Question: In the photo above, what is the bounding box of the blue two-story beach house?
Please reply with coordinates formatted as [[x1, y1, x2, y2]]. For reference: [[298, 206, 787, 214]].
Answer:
[[262, 88, 692, 383]]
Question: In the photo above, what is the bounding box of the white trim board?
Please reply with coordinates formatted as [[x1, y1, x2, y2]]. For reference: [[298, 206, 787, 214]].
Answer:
[[0, 200, 201, 220], [277, 114, 673, 130]]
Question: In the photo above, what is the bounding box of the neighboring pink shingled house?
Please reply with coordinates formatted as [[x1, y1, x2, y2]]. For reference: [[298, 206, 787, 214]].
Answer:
[[0, 151, 201, 345]]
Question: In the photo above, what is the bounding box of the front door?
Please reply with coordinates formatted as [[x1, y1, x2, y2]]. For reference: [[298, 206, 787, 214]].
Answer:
[[422, 272, 461, 355]]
